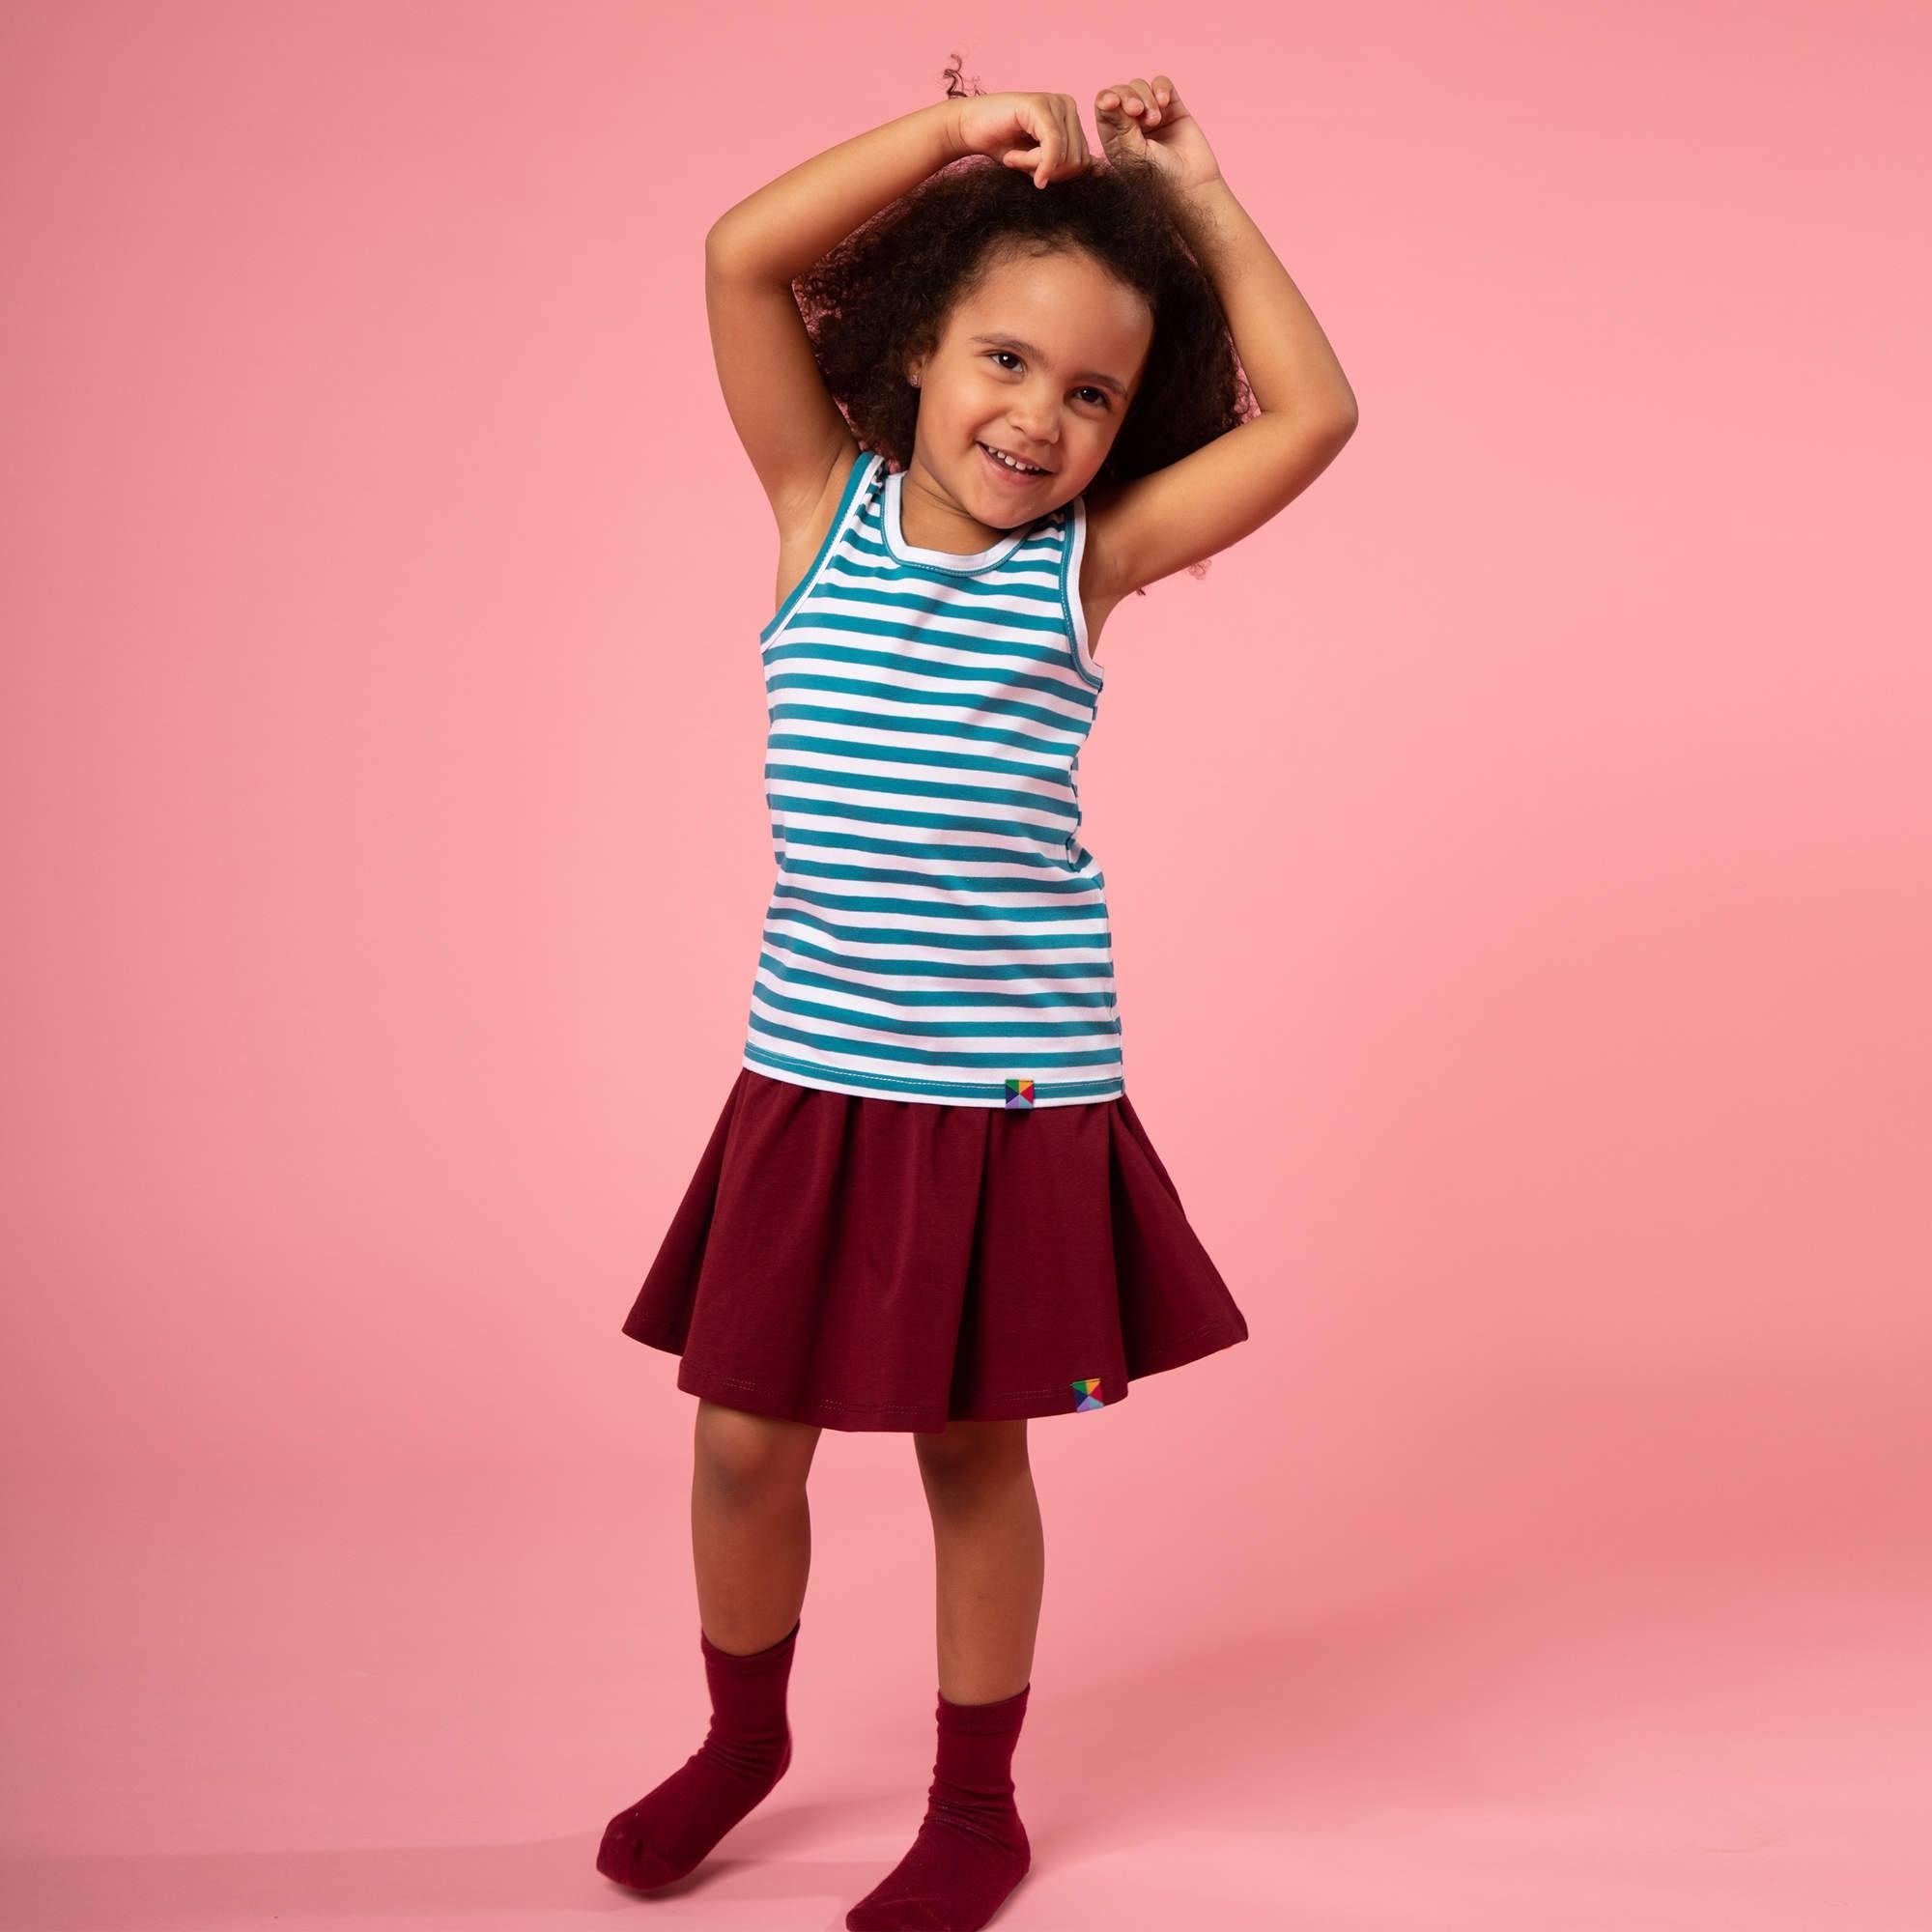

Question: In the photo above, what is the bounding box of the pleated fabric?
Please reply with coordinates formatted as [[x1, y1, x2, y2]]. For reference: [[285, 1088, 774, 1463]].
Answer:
[[621, 1067, 1249, 1432]]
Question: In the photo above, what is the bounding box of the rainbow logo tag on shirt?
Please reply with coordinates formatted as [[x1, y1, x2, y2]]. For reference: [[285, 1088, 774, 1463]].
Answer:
[[1071, 1378, 1105, 1410], [1004, 1076, 1035, 1110]]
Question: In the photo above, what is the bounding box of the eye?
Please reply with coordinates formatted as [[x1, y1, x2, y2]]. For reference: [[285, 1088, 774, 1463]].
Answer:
[[983, 350, 1111, 410]]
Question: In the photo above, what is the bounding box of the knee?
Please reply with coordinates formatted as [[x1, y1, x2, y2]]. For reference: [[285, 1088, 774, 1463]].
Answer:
[[915, 1417, 1030, 1494], [695, 1402, 816, 1508]]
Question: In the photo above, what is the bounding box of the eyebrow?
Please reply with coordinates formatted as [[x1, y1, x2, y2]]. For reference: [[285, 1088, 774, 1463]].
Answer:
[[970, 333, 1128, 399]]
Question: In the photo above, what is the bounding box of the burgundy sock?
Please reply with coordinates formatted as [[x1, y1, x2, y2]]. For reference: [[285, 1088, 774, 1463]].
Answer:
[[845, 1682, 1032, 1932], [596, 1616, 800, 1891]]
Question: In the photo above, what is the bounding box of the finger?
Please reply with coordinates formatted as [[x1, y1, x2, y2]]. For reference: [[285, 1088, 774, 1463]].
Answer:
[[1042, 98, 1067, 180], [1052, 96, 1080, 171], [1032, 117, 1061, 187], [1094, 86, 1147, 163], [1151, 74, 1180, 116], [1007, 99, 1048, 178], [1131, 77, 1159, 128], [1055, 97, 1091, 173]]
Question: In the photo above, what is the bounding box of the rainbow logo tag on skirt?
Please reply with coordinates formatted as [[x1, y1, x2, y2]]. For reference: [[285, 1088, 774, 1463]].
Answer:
[[1071, 1378, 1105, 1410], [1004, 1076, 1035, 1110]]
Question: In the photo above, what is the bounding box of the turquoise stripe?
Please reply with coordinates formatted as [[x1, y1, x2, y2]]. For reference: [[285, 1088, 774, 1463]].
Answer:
[[765, 631, 1091, 686], [764, 795, 1081, 847], [778, 855, 1103, 895], [773, 887, 1105, 927], [765, 761, 1078, 820], [751, 984, 1120, 1041], [770, 732, 1079, 785], [746, 455, 1125, 1109], [757, 939, 1113, 985], [764, 909, 1111, 954], [754, 952, 1116, 1008], [769, 702, 1090, 751], [800, 554, 1065, 607], [776, 827, 1092, 871], [780, 582, 1070, 635], [765, 671, 1095, 731]]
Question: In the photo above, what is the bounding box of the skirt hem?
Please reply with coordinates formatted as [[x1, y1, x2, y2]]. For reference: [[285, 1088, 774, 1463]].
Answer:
[[622, 1311, 1249, 1433]]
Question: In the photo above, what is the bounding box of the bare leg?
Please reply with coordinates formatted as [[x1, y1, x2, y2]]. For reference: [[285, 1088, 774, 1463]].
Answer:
[[693, 1398, 821, 1652], [913, 1418, 1044, 1703], [597, 1398, 819, 1891], [841, 1418, 1039, 1926]]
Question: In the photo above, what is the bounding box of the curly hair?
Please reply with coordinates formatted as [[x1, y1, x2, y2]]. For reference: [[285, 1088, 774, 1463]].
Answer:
[[785, 56, 1260, 588]]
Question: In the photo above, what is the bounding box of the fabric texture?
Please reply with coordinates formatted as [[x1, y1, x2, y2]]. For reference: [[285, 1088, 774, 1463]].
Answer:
[[621, 1066, 1249, 1433], [595, 1616, 801, 1891], [845, 1683, 1034, 1931], [745, 449, 1122, 1108]]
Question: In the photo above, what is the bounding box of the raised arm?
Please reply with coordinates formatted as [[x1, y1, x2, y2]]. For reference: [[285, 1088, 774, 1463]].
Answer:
[[704, 95, 1096, 538], [1082, 75, 1359, 606], [703, 103, 963, 531]]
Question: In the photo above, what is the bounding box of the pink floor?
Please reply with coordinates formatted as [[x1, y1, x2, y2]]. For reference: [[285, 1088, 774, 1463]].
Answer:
[[4, 1468, 1924, 1931]]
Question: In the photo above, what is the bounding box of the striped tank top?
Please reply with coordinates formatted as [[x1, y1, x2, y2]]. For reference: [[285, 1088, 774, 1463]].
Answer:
[[741, 449, 1122, 1109]]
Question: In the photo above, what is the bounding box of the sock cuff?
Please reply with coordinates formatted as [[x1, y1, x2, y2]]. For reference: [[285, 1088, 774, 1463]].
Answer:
[[701, 1617, 801, 1672], [936, 1681, 1030, 1734]]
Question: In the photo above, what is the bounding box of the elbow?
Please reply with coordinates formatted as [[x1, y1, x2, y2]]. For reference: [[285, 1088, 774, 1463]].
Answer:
[[705, 212, 758, 271], [1278, 390, 1358, 449], [1323, 400, 1359, 460]]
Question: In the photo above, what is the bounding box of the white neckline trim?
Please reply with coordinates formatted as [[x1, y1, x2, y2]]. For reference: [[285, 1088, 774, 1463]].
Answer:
[[883, 467, 1031, 572]]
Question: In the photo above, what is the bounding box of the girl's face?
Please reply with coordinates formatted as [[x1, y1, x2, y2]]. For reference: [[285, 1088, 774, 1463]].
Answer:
[[904, 245, 1151, 540]]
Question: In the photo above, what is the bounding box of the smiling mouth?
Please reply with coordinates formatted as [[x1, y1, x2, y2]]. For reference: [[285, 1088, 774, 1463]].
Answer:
[[978, 441, 1053, 476]]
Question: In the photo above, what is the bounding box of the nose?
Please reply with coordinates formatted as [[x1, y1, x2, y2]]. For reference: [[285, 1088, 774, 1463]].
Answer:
[[1008, 403, 1059, 453]]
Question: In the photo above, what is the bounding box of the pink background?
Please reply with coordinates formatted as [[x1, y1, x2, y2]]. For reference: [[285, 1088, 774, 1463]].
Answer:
[[5, 3, 1928, 1926]]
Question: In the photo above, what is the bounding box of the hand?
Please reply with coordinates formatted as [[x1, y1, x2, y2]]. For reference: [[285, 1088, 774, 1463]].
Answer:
[[951, 91, 1095, 189], [1094, 74, 1221, 191]]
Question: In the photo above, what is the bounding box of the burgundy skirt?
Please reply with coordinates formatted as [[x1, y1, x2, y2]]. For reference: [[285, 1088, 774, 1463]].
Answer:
[[620, 1067, 1249, 1433]]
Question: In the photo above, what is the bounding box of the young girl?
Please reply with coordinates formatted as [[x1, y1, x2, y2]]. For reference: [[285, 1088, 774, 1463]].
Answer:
[[599, 67, 1356, 1930]]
